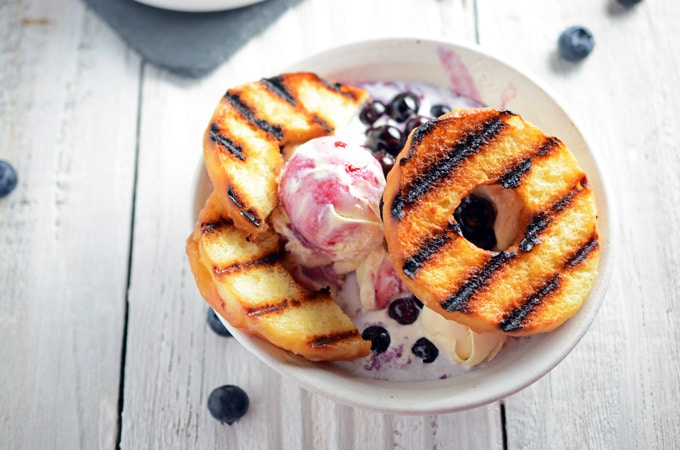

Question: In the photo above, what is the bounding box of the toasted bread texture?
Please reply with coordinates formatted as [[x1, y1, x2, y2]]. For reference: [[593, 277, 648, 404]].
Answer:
[[187, 192, 371, 361], [382, 108, 600, 336], [203, 72, 369, 235]]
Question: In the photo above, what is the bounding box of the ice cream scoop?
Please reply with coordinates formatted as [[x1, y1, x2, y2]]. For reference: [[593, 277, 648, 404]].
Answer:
[[276, 136, 386, 271], [418, 306, 506, 368]]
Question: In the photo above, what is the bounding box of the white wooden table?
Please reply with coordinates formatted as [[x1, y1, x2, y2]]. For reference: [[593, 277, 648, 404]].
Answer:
[[2, 0, 679, 448]]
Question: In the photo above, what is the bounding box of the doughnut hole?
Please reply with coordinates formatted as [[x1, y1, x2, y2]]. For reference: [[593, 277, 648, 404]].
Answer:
[[456, 184, 524, 251]]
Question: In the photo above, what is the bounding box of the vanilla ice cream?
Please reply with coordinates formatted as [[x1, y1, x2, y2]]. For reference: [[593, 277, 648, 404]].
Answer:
[[418, 306, 506, 368]]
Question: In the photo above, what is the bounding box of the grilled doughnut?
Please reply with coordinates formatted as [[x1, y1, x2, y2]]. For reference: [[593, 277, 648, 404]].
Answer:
[[187, 192, 371, 361], [382, 108, 600, 336]]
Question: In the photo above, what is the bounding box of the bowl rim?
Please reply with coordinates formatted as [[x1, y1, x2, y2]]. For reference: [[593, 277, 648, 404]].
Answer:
[[201, 36, 616, 415], [133, 0, 266, 12]]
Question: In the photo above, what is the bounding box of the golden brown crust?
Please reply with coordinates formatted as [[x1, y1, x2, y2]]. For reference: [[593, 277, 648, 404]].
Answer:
[[382, 108, 600, 336]]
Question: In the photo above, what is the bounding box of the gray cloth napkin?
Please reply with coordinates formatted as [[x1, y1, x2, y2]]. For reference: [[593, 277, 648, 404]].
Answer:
[[83, 0, 302, 77]]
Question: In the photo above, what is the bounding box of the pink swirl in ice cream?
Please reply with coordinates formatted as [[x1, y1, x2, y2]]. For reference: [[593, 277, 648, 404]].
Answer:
[[275, 136, 386, 272], [356, 247, 409, 310]]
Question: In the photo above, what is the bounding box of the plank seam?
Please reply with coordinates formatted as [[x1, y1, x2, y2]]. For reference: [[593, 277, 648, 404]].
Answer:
[[473, 0, 480, 44], [116, 60, 146, 450], [500, 401, 508, 450]]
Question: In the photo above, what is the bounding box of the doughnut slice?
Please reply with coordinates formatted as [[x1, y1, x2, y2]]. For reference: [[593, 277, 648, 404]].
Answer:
[[187, 192, 371, 361], [382, 108, 600, 336], [204, 72, 370, 235]]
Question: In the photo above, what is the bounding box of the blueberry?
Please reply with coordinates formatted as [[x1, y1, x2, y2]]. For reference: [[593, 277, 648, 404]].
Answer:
[[616, 0, 642, 6], [465, 228, 497, 251], [0, 160, 18, 198], [361, 325, 391, 353], [412, 337, 439, 363], [454, 194, 496, 231], [207, 308, 232, 337], [372, 149, 396, 176], [430, 103, 451, 117], [207, 385, 249, 425], [388, 92, 421, 123], [366, 125, 404, 156], [558, 26, 595, 62], [403, 115, 430, 137], [359, 100, 387, 125], [388, 295, 422, 325], [454, 195, 497, 250]]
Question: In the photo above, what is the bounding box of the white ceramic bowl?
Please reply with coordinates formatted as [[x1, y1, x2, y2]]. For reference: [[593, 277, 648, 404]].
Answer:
[[134, 0, 266, 12], [194, 37, 614, 415]]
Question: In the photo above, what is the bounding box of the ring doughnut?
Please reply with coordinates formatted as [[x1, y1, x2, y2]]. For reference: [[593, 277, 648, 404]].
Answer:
[[382, 108, 600, 336]]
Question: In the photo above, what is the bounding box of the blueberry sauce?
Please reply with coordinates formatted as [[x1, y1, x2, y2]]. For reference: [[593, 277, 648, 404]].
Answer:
[[338, 81, 483, 177], [387, 92, 421, 123], [430, 103, 452, 117], [365, 125, 404, 156], [359, 100, 387, 125]]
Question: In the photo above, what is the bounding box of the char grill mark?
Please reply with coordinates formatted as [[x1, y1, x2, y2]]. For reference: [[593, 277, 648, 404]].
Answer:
[[260, 76, 296, 106], [213, 251, 279, 277], [319, 79, 360, 101], [499, 275, 561, 332], [537, 136, 561, 156], [200, 218, 232, 234], [246, 300, 290, 317], [227, 187, 261, 227], [554, 176, 587, 212], [259, 77, 333, 133], [225, 93, 284, 140], [499, 135, 561, 189], [240, 209, 261, 228], [440, 251, 517, 312], [564, 234, 599, 269], [243, 288, 330, 318], [519, 212, 551, 253], [402, 220, 461, 279], [311, 115, 333, 133], [209, 123, 245, 161], [310, 330, 361, 348], [409, 121, 438, 148], [391, 111, 511, 220], [519, 178, 588, 252], [499, 157, 532, 189]]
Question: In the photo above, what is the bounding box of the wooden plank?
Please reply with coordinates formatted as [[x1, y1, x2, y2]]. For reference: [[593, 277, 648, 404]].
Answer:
[[0, 0, 141, 448], [476, 0, 680, 448]]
